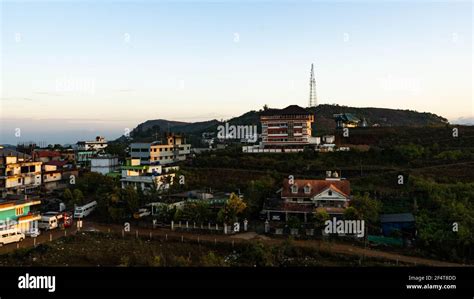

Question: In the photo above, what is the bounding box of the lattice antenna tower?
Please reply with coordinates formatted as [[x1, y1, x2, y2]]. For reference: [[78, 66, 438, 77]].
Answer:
[[309, 63, 317, 107]]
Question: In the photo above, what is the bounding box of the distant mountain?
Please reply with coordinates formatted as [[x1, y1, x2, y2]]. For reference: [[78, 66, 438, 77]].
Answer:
[[114, 104, 449, 144], [450, 116, 474, 126]]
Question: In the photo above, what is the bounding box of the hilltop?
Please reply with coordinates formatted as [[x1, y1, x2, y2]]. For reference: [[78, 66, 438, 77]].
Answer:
[[114, 104, 449, 144]]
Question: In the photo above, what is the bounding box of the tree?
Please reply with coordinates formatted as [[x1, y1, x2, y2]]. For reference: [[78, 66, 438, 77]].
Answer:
[[313, 209, 330, 228], [72, 189, 84, 206], [63, 188, 74, 206], [217, 193, 247, 224], [349, 193, 381, 223]]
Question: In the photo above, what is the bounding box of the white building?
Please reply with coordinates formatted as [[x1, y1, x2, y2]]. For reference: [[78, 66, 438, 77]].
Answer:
[[91, 156, 120, 175], [76, 136, 108, 152], [120, 158, 177, 192]]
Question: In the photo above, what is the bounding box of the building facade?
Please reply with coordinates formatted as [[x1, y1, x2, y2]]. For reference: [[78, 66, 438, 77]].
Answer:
[[91, 156, 120, 175], [76, 136, 108, 151], [120, 158, 177, 192], [262, 171, 351, 222], [150, 134, 191, 165], [260, 105, 314, 148], [0, 154, 42, 197], [0, 196, 41, 234]]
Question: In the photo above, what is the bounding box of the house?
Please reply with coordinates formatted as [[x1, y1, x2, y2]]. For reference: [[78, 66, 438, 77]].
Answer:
[[41, 161, 78, 192], [0, 151, 42, 197], [0, 195, 41, 234], [130, 134, 192, 165], [262, 171, 351, 222], [60, 149, 76, 162], [333, 113, 360, 128], [75, 136, 108, 167], [149, 134, 191, 165], [129, 143, 151, 165], [76, 136, 108, 152], [33, 150, 62, 163], [91, 156, 120, 175], [380, 213, 416, 238], [120, 158, 177, 192]]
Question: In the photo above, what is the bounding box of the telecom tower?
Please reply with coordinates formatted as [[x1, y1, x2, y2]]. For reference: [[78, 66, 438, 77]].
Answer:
[[309, 63, 317, 107]]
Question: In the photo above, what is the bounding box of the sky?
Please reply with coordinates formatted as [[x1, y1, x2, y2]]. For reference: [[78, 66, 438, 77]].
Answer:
[[0, 0, 472, 144]]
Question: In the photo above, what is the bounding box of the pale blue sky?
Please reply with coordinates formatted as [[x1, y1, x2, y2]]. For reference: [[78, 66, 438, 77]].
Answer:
[[1, 0, 472, 144]]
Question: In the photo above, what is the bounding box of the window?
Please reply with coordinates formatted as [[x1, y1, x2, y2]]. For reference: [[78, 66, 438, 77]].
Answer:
[[304, 185, 311, 194], [291, 185, 298, 194], [328, 190, 333, 196], [15, 207, 24, 216]]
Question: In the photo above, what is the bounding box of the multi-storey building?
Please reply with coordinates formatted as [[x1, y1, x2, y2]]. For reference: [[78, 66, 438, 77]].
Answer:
[[76, 136, 108, 151], [129, 143, 151, 165], [42, 161, 79, 192], [130, 134, 191, 165], [120, 158, 177, 192], [0, 150, 42, 197], [150, 134, 191, 165], [0, 195, 41, 234], [91, 156, 120, 175], [260, 105, 314, 148]]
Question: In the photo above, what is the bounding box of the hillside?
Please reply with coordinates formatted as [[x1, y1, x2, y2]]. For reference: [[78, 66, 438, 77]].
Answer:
[[115, 104, 449, 143]]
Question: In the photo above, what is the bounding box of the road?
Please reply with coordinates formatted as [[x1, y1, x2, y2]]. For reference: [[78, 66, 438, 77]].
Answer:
[[1, 220, 466, 267]]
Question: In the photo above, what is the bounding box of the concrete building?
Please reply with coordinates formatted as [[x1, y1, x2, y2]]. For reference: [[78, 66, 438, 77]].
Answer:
[[120, 158, 177, 192], [0, 195, 41, 234], [261, 105, 314, 148], [76, 136, 108, 151], [129, 143, 151, 165], [42, 161, 78, 192], [0, 151, 42, 197], [150, 134, 191, 165], [91, 156, 120, 175], [130, 134, 191, 165]]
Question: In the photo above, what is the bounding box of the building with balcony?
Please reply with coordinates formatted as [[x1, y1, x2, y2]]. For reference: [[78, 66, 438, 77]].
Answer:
[[0, 150, 42, 197], [262, 171, 351, 222], [76, 136, 108, 152], [120, 158, 177, 192], [260, 105, 314, 148], [0, 195, 41, 234], [130, 134, 191, 165], [42, 161, 78, 192], [150, 134, 191, 165]]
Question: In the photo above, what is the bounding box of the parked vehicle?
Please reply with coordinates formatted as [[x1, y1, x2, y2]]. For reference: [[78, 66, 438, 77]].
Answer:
[[25, 228, 41, 238], [43, 211, 73, 228], [38, 215, 58, 231], [74, 201, 97, 219], [0, 229, 25, 246]]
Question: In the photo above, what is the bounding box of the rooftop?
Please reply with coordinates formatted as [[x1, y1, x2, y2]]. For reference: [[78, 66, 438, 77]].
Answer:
[[260, 105, 311, 116]]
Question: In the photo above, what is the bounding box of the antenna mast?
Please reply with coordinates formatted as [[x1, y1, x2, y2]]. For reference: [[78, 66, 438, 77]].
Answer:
[[309, 63, 317, 107]]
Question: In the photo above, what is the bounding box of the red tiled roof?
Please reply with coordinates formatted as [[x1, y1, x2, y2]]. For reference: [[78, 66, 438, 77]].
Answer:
[[35, 150, 61, 158], [281, 178, 350, 198]]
